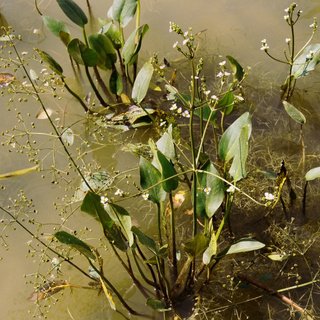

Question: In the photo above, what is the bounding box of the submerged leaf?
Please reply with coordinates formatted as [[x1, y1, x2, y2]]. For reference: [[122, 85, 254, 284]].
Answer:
[[146, 298, 171, 312], [283, 101, 306, 124], [183, 234, 208, 258], [36, 108, 54, 119], [257, 169, 277, 180], [61, 128, 74, 146], [100, 276, 116, 310], [305, 167, 320, 181], [54, 231, 96, 261], [226, 238, 265, 255]]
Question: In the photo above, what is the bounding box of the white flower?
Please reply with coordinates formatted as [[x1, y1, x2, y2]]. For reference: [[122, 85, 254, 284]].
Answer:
[[306, 51, 315, 59], [160, 121, 166, 126], [284, 7, 289, 13], [260, 43, 269, 51], [217, 71, 224, 78], [41, 68, 47, 73], [182, 38, 189, 45], [142, 193, 149, 200], [211, 95, 218, 100], [33, 29, 41, 35], [204, 90, 211, 95], [224, 71, 230, 76], [177, 107, 182, 114], [182, 110, 190, 118], [10, 142, 16, 148], [286, 38, 291, 43], [284, 15, 289, 20], [170, 103, 178, 111], [100, 196, 109, 205], [184, 31, 189, 37], [159, 65, 165, 69], [261, 39, 267, 44], [219, 61, 226, 66], [227, 185, 235, 193], [169, 25, 173, 33], [264, 192, 275, 201], [173, 41, 178, 48], [50, 274, 55, 280], [115, 189, 124, 196], [52, 257, 59, 267], [191, 75, 199, 79], [204, 187, 211, 195], [236, 95, 244, 101], [21, 52, 28, 55]]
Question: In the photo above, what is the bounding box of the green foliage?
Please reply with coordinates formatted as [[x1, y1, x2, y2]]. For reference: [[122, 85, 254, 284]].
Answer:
[[132, 59, 153, 103], [226, 55, 244, 82], [109, 70, 123, 95], [56, 0, 88, 28], [283, 100, 306, 124], [219, 112, 251, 181], [305, 167, 320, 181], [110, 0, 138, 27], [54, 231, 96, 261], [67, 38, 98, 67], [183, 234, 208, 258], [35, 49, 63, 76], [42, 16, 69, 37], [146, 298, 171, 311]]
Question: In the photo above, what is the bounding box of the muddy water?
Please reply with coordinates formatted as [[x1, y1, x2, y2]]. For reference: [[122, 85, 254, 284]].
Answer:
[[1, 0, 320, 319]]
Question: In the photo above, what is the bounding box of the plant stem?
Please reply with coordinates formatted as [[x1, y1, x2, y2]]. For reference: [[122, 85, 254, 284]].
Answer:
[[61, 78, 90, 113], [169, 193, 178, 281], [157, 202, 163, 247], [34, 0, 42, 15], [84, 66, 108, 108]]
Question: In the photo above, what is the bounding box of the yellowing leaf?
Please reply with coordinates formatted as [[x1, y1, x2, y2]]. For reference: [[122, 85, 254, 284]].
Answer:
[[0, 72, 15, 87], [121, 93, 131, 104], [100, 276, 116, 310], [0, 165, 39, 179], [36, 108, 54, 119]]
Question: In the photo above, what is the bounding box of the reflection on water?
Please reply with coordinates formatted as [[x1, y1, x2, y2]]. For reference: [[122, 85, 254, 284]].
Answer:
[[1, 0, 320, 319]]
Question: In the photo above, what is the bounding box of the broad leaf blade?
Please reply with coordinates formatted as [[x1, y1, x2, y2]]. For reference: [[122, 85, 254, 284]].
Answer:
[[35, 49, 63, 76], [81, 191, 114, 229], [112, 0, 138, 27], [132, 59, 153, 104], [183, 234, 208, 258], [42, 16, 69, 37], [99, 20, 122, 49], [203, 231, 217, 265], [283, 101, 306, 124], [146, 298, 171, 312], [88, 34, 117, 70], [226, 55, 244, 82], [306, 167, 320, 181], [104, 203, 134, 247], [140, 156, 166, 203], [67, 38, 97, 67], [292, 44, 320, 79], [157, 151, 178, 193], [226, 238, 265, 255], [109, 69, 123, 95], [57, 0, 88, 27], [54, 231, 96, 260]]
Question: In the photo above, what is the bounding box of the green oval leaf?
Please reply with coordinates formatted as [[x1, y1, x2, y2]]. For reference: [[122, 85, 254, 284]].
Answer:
[[109, 69, 123, 95], [35, 49, 63, 76], [122, 24, 149, 66], [56, 0, 88, 28], [42, 16, 69, 37], [59, 30, 71, 47], [112, 0, 138, 27], [54, 231, 96, 261], [183, 234, 208, 258], [99, 20, 122, 49], [292, 44, 320, 79], [132, 59, 153, 104], [226, 238, 265, 255], [157, 151, 178, 193], [146, 298, 171, 312], [67, 38, 97, 67], [226, 55, 244, 82], [140, 156, 166, 203], [306, 167, 320, 181], [88, 34, 116, 70], [283, 100, 306, 124]]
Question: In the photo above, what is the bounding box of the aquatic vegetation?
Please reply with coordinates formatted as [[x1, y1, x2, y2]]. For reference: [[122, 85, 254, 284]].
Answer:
[[1, 1, 320, 319]]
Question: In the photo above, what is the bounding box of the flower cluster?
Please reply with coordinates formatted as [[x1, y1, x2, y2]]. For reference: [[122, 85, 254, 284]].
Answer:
[[100, 196, 109, 206], [115, 189, 124, 197], [227, 185, 235, 193], [260, 39, 269, 51]]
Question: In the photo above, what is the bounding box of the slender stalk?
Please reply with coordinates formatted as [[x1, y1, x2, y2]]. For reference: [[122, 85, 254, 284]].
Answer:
[[34, 0, 42, 15], [88, 261, 145, 316], [169, 193, 178, 280], [157, 202, 163, 247], [61, 78, 89, 113], [286, 15, 295, 99], [84, 66, 108, 108]]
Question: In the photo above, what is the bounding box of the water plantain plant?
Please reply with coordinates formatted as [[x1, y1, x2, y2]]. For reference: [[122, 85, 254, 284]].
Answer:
[[2, 1, 320, 320]]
